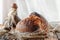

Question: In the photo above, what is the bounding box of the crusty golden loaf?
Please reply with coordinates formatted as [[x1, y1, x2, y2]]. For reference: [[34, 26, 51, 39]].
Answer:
[[15, 12, 49, 33]]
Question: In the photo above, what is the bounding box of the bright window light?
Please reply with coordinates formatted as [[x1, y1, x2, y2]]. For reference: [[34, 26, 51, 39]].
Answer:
[[0, 0, 3, 24]]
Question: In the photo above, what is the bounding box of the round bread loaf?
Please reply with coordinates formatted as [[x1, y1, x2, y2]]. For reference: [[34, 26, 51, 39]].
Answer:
[[15, 12, 49, 33]]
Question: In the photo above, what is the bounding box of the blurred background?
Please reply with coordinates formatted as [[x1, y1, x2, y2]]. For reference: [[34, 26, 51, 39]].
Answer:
[[0, 0, 60, 24]]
